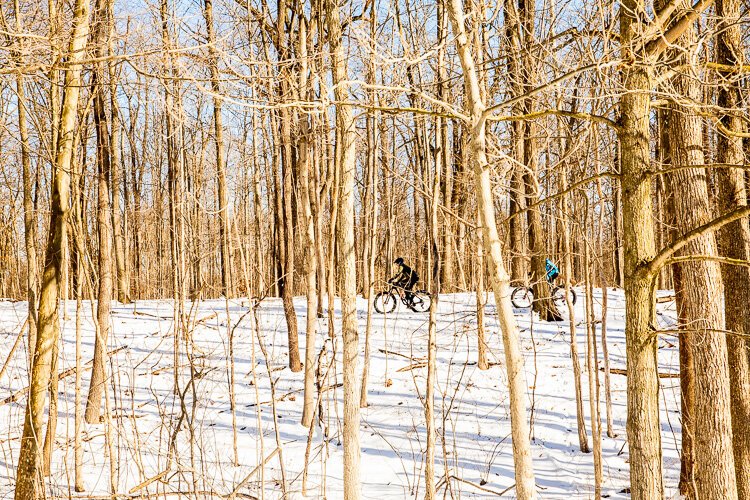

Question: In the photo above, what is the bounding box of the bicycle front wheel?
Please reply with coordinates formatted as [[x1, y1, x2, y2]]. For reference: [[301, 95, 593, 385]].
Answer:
[[374, 292, 397, 314], [552, 286, 577, 306], [410, 290, 432, 313], [511, 287, 534, 308]]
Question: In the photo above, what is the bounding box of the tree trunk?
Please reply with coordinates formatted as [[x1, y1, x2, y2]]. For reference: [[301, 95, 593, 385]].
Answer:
[[203, 0, 232, 298], [108, 9, 129, 304], [619, 4, 662, 496], [299, 16, 319, 428], [584, 242, 602, 497], [14, 0, 90, 495], [516, 0, 560, 321], [446, 0, 536, 496], [10, 9, 39, 364], [360, 2, 379, 407], [560, 163, 589, 453], [664, 12, 737, 496], [424, 87, 442, 500], [326, 1, 361, 498], [476, 210, 489, 370], [85, 0, 115, 424], [660, 106, 696, 496], [716, 0, 750, 496]]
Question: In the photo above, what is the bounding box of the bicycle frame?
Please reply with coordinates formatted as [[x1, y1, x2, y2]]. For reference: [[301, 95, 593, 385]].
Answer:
[[385, 283, 411, 305]]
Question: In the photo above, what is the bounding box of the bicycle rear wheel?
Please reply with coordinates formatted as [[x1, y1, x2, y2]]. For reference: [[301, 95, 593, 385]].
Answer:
[[374, 292, 397, 314], [511, 287, 534, 308], [410, 290, 432, 313]]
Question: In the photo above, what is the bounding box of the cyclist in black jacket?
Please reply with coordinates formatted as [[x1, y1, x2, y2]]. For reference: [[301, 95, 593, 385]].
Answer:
[[388, 257, 419, 308]]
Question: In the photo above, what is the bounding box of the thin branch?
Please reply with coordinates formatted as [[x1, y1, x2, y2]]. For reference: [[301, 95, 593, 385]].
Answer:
[[643, 205, 750, 276], [704, 61, 750, 73], [664, 255, 750, 269], [483, 60, 621, 115], [502, 171, 620, 224], [487, 108, 619, 130]]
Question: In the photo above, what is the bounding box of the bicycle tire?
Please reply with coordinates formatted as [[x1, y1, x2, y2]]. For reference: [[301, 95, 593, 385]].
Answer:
[[410, 290, 432, 313], [511, 287, 534, 308], [374, 292, 397, 314], [552, 286, 577, 306]]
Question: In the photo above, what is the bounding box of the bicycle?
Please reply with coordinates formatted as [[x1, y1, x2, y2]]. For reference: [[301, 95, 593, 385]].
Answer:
[[511, 281, 577, 308], [373, 282, 432, 313]]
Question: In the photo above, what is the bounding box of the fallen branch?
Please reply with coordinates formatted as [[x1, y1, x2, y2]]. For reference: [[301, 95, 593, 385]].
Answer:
[[448, 475, 515, 496], [229, 448, 280, 498], [656, 295, 675, 304], [132, 311, 173, 320], [397, 362, 428, 372], [1, 345, 127, 407], [128, 470, 168, 494], [379, 348, 426, 362], [194, 312, 219, 326], [50, 492, 256, 499], [603, 367, 679, 378], [243, 388, 305, 408]]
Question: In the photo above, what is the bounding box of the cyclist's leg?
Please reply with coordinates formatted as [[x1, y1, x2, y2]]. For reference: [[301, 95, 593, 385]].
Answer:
[[405, 278, 417, 304]]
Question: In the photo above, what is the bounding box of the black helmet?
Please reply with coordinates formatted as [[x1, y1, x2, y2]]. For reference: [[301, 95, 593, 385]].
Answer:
[[394, 257, 404, 265]]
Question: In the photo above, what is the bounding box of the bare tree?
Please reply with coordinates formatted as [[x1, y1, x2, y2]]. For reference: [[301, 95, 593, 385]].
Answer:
[[664, 53, 737, 496], [618, 2, 663, 495], [3, 1, 39, 364], [203, 0, 232, 298], [84, 0, 116, 425], [446, 0, 536, 496], [716, 0, 750, 495], [14, 0, 91, 494], [326, 0, 361, 497], [298, 12, 319, 428]]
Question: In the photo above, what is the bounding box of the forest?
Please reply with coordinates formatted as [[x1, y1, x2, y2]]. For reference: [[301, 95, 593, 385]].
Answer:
[[0, 0, 749, 498]]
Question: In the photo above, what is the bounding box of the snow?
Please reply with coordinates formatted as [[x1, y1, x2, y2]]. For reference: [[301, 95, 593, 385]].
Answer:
[[0, 289, 683, 498]]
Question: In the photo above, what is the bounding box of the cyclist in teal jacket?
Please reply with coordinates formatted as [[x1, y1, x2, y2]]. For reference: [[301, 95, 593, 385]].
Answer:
[[545, 258, 560, 283]]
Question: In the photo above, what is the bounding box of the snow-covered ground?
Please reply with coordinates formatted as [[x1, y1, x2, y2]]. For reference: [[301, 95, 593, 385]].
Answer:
[[0, 289, 683, 498]]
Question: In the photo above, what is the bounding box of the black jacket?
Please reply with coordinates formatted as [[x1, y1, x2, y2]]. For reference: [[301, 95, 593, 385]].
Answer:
[[391, 263, 418, 288]]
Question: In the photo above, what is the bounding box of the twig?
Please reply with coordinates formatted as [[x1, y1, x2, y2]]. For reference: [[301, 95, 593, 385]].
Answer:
[[1, 345, 127, 406], [0, 319, 27, 383]]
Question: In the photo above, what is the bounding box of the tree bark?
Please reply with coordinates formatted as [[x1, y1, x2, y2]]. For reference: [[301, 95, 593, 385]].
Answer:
[[14, 0, 90, 495], [298, 15, 319, 428], [85, 0, 115, 425], [716, 0, 750, 496], [619, 3, 662, 497], [203, 0, 232, 298], [447, 0, 536, 496], [360, 0, 379, 408], [663, 9, 737, 496], [8, 5, 39, 364], [326, 1, 361, 498], [107, 3, 128, 304]]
